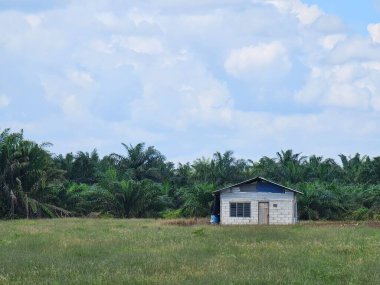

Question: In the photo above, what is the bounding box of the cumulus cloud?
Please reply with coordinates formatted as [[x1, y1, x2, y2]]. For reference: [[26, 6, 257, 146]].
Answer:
[[1, 0, 380, 159], [260, 0, 322, 25], [318, 34, 346, 50], [112, 36, 164, 54], [67, 70, 94, 86], [224, 42, 291, 78], [128, 50, 234, 131], [296, 31, 380, 111], [295, 61, 380, 110], [368, 23, 380, 43]]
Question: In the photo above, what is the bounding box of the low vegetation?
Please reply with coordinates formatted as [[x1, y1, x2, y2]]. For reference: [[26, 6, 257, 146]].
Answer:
[[1, 128, 380, 220], [0, 219, 379, 284]]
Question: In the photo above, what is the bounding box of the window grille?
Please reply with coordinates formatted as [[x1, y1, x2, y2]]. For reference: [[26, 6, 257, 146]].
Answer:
[[230, 202, 250, 217]]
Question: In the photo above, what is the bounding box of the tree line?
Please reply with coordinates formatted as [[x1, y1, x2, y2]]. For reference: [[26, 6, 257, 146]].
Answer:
[[1, 129, 380, 220]]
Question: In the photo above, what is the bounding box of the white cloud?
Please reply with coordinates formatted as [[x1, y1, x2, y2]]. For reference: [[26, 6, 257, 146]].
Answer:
[[92, 40, 114, 54], [2, 0, 380, 160], [319, 34, 346, 50], [128, 8, 157, 27], [0, 11, 67, 62], [223, 108, 380, 160], [371, 96, 380, 111], [92, 35, 164, 55], [112, 35, 163, 54], [128, 51, 234, 131], [296, 61, 380, 110], [62, 95, 90, 120], [325, 84, 370, 109], [178, 80, 233, 127], [24, 14, 42, 29], [363, 61, 380, 71], [95, 13, 118, 27], [0, 95, 10, 108], [67, 70, 94, 86], [261, 0, 322, 25], [224, 42, 291, 78], [39, 70, 96, 123], [368, 23, 380, 43]]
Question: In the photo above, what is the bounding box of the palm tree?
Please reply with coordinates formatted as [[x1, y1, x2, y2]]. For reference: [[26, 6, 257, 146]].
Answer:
[[69, 150, 99, 184], [192, 157, 213, 184], [276, 150, 307, 183], [307, 155, 341, 182], [276, 150, 307, 165], [0, 129, 68, 218], [173, 162, 192, 187], [212, 151, 235, 186], [339, 153, 367, 183], [110, 143, 169, 182], [181, 183, 214, 217]]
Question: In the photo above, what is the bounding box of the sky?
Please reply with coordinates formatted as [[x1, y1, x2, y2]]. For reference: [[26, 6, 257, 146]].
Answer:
[[1, 0, 380, 162]]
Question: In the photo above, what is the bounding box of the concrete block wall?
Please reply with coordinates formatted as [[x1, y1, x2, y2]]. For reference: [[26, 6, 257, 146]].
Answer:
[[268, 200, 293, 225], [220, 196, 258, 225], [220, 190, 295, 225]]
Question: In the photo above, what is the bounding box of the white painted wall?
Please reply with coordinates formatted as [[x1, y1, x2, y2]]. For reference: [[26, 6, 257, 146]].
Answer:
[[220, 189, 295, 225]]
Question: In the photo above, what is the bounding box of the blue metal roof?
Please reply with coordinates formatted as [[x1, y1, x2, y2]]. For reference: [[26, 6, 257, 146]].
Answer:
[[213, 176, 304, 195]]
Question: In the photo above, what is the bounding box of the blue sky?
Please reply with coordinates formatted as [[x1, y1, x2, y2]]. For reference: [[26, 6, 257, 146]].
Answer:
[[1, 0, 380, 162], [304, 0, 380, 34]]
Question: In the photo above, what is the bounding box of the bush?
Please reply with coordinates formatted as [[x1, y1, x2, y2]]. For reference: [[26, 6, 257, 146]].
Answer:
[[162, 209, 183, 219], [350, 207, 370, 220]]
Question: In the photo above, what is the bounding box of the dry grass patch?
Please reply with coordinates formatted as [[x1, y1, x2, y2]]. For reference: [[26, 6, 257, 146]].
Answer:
[[161, 218, 209, 226]]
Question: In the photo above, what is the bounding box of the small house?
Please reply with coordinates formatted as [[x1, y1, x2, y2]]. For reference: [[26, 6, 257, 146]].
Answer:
[[211, 177, 303, 225]]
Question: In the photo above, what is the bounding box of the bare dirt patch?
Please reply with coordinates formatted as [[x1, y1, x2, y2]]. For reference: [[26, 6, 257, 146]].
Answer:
[[365, 221, 380, 228]]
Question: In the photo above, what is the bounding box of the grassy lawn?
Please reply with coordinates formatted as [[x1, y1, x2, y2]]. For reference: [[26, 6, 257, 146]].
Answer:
[[0, 219, 379, 284]]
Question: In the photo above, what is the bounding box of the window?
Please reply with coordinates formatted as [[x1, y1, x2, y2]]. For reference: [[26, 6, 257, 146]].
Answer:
[[230, 202, 251, 217], [273, 204, 278, 208]]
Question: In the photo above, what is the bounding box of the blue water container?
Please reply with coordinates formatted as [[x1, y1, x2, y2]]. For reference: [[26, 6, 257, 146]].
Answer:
[[210, 215, 220, 224]]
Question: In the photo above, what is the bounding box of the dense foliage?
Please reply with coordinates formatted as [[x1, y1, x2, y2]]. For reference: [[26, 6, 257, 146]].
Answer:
[[1, 129, 380, 220]]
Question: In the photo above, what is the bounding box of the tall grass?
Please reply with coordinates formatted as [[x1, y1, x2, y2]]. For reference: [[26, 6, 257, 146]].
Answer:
[[0, 219, 379, 284]]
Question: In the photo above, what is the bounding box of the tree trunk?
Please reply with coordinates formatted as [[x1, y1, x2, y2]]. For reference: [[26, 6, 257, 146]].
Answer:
[[25, 194, 29, 219], [10, 198, 14, 219]]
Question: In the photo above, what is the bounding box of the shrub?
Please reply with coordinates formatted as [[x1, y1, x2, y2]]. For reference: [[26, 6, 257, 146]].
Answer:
[[162, 209, 182, 219]]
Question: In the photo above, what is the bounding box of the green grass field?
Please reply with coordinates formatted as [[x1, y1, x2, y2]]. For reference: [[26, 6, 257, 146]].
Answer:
[[0, 219, 379, 285]]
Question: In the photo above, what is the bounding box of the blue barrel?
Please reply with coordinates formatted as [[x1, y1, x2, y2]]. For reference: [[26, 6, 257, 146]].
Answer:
[[210, 215, 220, 224]]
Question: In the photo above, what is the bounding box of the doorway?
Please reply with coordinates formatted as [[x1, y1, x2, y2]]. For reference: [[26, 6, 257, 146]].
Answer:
[[258, 202, 269, 224]]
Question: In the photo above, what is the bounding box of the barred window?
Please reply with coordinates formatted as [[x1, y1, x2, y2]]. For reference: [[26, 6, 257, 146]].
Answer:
[[230, 202, 250, 217]]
